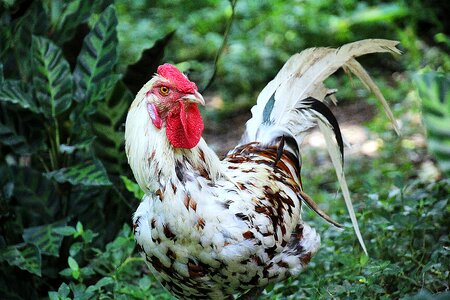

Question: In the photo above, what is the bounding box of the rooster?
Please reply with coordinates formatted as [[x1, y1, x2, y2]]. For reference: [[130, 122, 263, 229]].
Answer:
[[125, 39, 400, 299]]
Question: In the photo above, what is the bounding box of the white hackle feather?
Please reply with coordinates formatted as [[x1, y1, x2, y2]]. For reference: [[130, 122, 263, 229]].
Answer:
[[243, 39, 401, 255]]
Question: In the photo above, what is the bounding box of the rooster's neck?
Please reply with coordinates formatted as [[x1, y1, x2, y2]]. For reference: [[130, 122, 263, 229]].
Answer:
[[138, 138, 222, 195], [125, 97, 222, 194]]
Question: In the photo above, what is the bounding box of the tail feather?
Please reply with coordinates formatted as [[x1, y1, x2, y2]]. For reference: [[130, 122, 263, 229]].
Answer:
[[301, 97, 344, 164], [240, 39, 401, 255], [243, 39, 400, 143], [345, 58, 400, 134], [318, 120, 368, 254]]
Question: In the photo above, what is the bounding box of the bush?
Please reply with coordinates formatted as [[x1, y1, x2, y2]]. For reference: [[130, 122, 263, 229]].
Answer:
[[0, 1, 166, 298]]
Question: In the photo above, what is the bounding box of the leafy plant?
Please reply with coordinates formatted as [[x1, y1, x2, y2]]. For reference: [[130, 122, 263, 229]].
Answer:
[[0, 1, 169, 298], [263, 144, 450, 299], [414, 70, 450, 177]]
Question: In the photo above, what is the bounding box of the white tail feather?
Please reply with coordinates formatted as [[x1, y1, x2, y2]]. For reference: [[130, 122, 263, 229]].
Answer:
[[242, 39, 400, 255], [318, 121, 368, 255], [345, 58, 400, 135], [244, 39, 400, 142]]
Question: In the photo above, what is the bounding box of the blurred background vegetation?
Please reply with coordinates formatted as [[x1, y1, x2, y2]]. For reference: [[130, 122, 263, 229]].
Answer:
[[0, 0, 449, 299]]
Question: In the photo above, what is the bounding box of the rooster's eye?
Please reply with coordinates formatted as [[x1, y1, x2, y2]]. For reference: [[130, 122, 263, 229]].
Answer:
[[159, 86, 170, 96]]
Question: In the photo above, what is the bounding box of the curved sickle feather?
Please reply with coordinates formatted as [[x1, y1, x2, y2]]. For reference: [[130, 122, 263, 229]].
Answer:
[[299, 190, 343, 229], [298, 97, 368, 255]]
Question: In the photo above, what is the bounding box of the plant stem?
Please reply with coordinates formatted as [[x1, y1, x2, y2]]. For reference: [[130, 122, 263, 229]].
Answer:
[[37, 155, 50, 173], [48, 128, 57, 170], [115, 256, 144, 275], [112, 184, 133, 209], [53, 116, 60, 168], [201, 0, 238, 93]]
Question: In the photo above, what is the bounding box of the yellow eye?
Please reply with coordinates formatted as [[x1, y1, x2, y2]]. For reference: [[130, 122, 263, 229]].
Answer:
[[159, 86, 170, 95]]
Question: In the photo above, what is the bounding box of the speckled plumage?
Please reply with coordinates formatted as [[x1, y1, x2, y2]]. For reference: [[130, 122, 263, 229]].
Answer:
[[125, 39, 400, 299], [132, 142, 319, 299]]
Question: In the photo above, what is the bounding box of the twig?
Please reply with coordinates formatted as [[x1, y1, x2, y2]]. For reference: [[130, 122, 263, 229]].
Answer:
[[201, 0, 238, 93], [112, 183, 134, 210], [115, 256, 144, 275]]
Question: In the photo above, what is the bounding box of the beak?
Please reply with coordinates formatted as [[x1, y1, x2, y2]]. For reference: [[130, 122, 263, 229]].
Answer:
[[182, 91, 205, 106]]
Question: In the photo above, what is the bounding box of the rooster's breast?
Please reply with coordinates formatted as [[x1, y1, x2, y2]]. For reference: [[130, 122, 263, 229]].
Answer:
[[132, 144, 319, 299]]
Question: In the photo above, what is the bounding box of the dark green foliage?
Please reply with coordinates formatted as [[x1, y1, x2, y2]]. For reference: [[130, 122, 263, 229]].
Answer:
[[22, 220, 72, 257], [415, 71, 450, 176], [1, 166, 59, 229], [11, 1, 49, 82], [91, 82, 133, 176], [0, 77, 39, 113], [49, 224, 169, 300], [32, 36, 73, 118], [50, 1, 97, 44], [0, 123, 32, 155], [45, 160, 112, 186], [73, 5, 119, 114], [0, 243, 41, 276], [123, 31, 175, 94], [265, 179, 450, 299], [0, 1, 167, 298]]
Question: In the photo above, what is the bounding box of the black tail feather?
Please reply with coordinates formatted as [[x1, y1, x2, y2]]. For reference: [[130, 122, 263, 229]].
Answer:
[[300, 97, 344, 163]]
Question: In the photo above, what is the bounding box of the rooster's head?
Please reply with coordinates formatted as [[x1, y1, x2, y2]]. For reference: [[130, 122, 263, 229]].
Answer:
[[136, 63, 205, 149]]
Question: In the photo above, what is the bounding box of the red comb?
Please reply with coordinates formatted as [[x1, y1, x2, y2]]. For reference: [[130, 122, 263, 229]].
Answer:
[[157, 64, 198, 94]]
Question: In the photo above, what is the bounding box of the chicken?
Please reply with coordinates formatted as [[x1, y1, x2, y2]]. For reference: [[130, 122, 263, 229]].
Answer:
[[125, 39, 400, 299]]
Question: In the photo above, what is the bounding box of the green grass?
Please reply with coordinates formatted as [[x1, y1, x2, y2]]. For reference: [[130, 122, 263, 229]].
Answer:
[[263, 138, 450, 299]]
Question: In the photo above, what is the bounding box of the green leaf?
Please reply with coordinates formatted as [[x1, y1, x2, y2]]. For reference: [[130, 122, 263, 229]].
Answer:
[[80, 266, 95, 278], [360, 254, 369, 266], [53, 226, 77, 236], [1, 166, 59, 224], [51, 1, 95, 44], [48, 291, 59, 300], [92, 81, 132, 175], [69, 242, 83, 257], [68, 256, 80, 280], [32, 36, 73, 118], [347, 3, 408, 24], [120, 175, 144, 200], [58, 282, 71, 298], [122, 31, 175, 94], [0, 122, 33, 155], [0, 243, 41, 276], [70, 282, 94, 300], [88, 74, 121, 109], [89, 224, 136, 270], [45, 159, 112, 186], [11, 1, 49, 81], [81, 229, 98, 244], [76, 221, 84, 235], [68, 256, 79, 271], [414, 71, 450, 177], [85, 277, 114, 293], [138, 276, 151, 290], [73, 5, 118, 114], [59, 268, 72, 278], [0, 79, 39, 113], [22, 219, 68, 257]]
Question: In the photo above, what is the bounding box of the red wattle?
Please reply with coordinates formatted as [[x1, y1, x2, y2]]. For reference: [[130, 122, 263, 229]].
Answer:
[[166, 102, 204, 149]]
